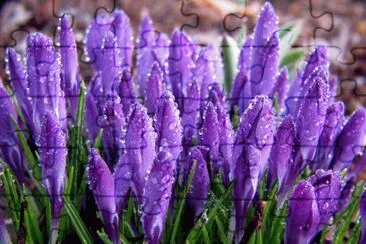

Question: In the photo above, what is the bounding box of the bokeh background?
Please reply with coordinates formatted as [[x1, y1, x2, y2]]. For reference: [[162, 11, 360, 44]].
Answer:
[[0, 0, 365, 113]]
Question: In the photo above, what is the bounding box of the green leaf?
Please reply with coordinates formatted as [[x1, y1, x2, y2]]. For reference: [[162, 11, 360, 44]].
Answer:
[[63, 197, 94, 244], [186, 181, 235, 243], [222, 35, 240, 95], [2, 168, 21, 229], [22, 186, 43, 244], [280, 49, 305, 67], [10, 116, 41, 182], [279, 20, 303, 60], [97, 230, 113, 244], [169, 160, 197, 243], [215, 216, 229, 244]]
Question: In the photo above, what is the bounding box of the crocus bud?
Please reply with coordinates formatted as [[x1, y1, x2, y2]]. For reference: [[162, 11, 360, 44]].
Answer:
[[268, 115, 296, 188], [142, 151, 175, 244], [85, 73, 103, 143], [59, 14, 81, 122], [238, 35, 253, 71], [271, 67, 289, 113], [6, 48, 33, 130], [168, 29, 195, 109], [114, 154, 131, 214], [100, 100, 126, 166], [88, 149, 119, 244], [26, 33, 67, 136], [231, 68, 248, 111], [309, 170, 341, 227], [0, 87, 26, 182], [330, 108, 366, 171], [296, 70, 328, 164], [138, 14, 155, 49], [125, 104, 156, 205], [111, 10, 133, 67], [182, 81, 201, 150], [286, 180, 320, 244], [250, 2, 279, 97], [185, 147, 210, 219], [287, 46, 328, 116], [39, 113, 67, 227], [201, 102, 220, 174], [145, 62, 164, 114], [359, 191, 366, 244], [315, 102, 344, 170], [154, 91, 183, 171], [119, 69, 137, 115], [231, 95, 275, 242]]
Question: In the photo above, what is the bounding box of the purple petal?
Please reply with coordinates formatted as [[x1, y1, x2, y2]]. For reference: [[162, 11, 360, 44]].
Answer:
[[238, 35, 253, 71], [154, 91, 183, 169], [231, 95, 275, 241], [268, 115, 296, 189], [286, 180, 320, 244], [337, 178, 355, 212], [125, 104, 156, 205], [145, 62, 164, 114], [0, 215, 11, 244], [59, 14, 81, 122], [100, 100, 126, 166], [0, 87, 26, 182], [112, 10, 133, 67], [250, 2, 279, 97], [182, 81, 201, 150], [114, 154, 131, 214], [88, 148, 119, 243], [315, 102, 344, 169], [231, 69, 248, 110], [119, 69, 137, 115], [142, 151, 175, 243], [40, 113, 67, 219], [296, 70, 329, 163], [201, 102, 220, 173], [331, 108, 366, 171], [26, 33, 67, 136], [168, 29, 195, 109], [138, 14, 155, 49], [309, 170, 341, 227], [186, 147, 210, 219], [287, 47, 328, 115]]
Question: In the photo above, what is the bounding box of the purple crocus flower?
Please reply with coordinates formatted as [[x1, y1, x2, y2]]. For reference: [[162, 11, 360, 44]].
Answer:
[[315, 102, 345, 170], [119, 69, 137, 115], [359, 191, 366, 244], [59, 14, 81, 122], [185, 147, 210, 219], [142, 151, 175, 244], [201, 102, 220, 174], [249, 2, 279, 97], [88, 148, 119, 244], [267, 115, 296, 189], [6, 48, 33, 129], [271, 67, 289, 113], [0, 86, 26, 182], [168, 29, 195, 109], [85, 10, 132, 70], [26, 33, 67, 136], [309, 170, 341, 227], [125, 103, 156, 205], [231, 95, 275, 242], [100, 100, 126, 166], [85, 73, 103, 143], [286, 180, 320, 244], [287, 46, 328, 116], [154, 91, 183, 170], [114, 154, 131, 214], [330, 108, 366, 171], [296, 69, 329, 164], [39, 113, 67, 231], [145, 62, 164, 115], [181, 81, 201, 149]]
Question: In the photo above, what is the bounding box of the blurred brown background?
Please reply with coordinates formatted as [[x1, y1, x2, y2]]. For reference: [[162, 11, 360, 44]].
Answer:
[[0, 0, 365, 113]]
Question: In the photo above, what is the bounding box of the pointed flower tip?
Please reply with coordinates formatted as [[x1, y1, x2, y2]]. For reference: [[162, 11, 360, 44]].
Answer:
[[60, 14, 72, 29]]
